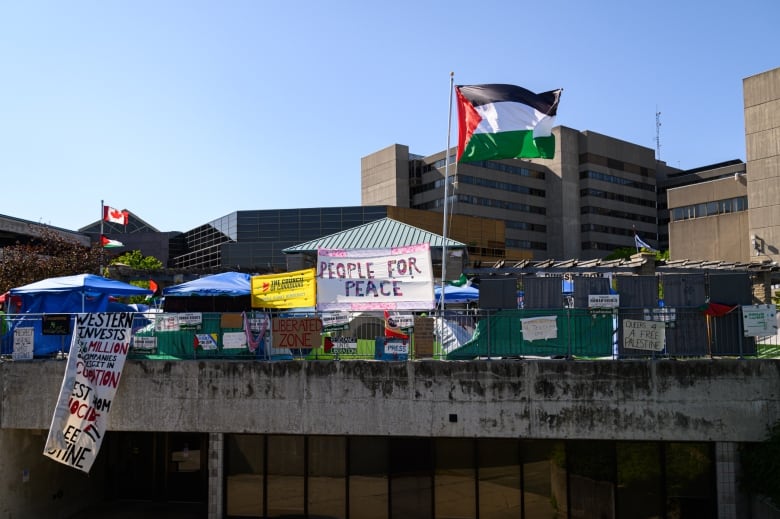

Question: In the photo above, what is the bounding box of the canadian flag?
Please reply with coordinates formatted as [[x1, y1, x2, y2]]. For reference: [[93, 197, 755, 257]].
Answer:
[[103, 206, 129, 225]]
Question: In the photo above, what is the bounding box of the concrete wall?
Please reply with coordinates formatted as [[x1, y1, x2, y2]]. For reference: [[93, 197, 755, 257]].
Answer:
[[745, 66, 780, 262], [2, 359, 779, 519], [0, 429, 107, 519], [2, 359, 779, 442], [667, 175, 750, 262], [360, 144, 410, 207]]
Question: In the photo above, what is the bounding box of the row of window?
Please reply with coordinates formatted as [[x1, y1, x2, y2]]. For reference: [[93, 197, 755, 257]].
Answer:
[[671, 196, 748, 221], [415, 194, 546, 215], [505, 238, 548, 250], [581, 188, 657, 208], [506, 220, 547, 233], [427, 157, 546, 181], [225, 434, 716, 519], [581, 206, 657, 224], [456, 174, 545, 197], [581, 223, 642, 237], [580, 170, 656, 191], [578, 153, 653, 177], [170, 208, 389, 270]]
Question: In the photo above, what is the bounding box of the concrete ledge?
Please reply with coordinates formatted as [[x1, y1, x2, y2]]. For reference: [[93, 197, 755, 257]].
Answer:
[[2, 359, 779, 442]]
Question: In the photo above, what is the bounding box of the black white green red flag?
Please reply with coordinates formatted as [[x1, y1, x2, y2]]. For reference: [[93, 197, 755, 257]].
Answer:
[[455, 84, 562, 162], [100, 235, 123, 248]]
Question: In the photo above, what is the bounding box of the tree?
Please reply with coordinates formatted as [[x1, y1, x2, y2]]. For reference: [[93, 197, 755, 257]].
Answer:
[[0, 227, 104, 294], [107, 250, 164, 304], [110, 250, 163, 271]]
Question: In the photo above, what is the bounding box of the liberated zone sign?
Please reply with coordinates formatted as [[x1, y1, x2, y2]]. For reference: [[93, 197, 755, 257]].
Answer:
[[272, 317, 322, 349], [316, 243, 435, 311], [44, 312, 134, 473]]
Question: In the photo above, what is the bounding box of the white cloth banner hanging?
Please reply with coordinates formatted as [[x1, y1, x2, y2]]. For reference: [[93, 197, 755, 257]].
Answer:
[[316, 243, 435, 311], [43, 312, 134, 473]]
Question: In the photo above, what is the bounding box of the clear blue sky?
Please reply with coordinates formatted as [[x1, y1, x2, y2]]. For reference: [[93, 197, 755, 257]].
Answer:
[[1, 1, 777, 232]]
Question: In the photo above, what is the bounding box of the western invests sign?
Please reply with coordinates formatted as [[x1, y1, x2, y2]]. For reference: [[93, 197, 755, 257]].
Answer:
[[43, 312, 134, 473], [316, 244, 435, 311]]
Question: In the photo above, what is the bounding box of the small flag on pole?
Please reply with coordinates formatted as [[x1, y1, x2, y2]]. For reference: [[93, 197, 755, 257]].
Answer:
[[100, 235, 124, 248], [147, 279, 160, 300], [455, 83, 562, 162], [634, 234, 658, 253], [103, 206, 129, 225]]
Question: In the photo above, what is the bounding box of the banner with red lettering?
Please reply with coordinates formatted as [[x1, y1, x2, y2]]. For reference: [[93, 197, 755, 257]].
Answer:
[[316, 243, 435, 311], [43, 312, 134, 473]]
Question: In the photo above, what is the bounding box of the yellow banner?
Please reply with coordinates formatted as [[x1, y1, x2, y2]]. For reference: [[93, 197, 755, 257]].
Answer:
[[251, 268, 316, 309]]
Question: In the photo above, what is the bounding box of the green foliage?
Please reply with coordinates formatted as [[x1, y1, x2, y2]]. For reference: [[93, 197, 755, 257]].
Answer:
[[124, 279, 158, 305], [740, 421, 780, 506], [107, 251, 163, 304], [110, 250, 163, 271], [603, 247, 636, 261], [604, 247, 669, 261], [0, 227, 103, 294]]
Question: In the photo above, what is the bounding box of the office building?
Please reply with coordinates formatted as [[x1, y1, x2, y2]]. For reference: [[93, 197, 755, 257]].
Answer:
[[362, 128, 676, 262]]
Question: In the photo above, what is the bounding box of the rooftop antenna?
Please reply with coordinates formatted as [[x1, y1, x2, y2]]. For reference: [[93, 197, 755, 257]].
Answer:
[[655, 108, 662, 161]]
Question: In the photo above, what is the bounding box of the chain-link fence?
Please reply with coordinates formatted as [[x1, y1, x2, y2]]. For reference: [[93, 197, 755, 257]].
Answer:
[[2, 306, 777, 361]]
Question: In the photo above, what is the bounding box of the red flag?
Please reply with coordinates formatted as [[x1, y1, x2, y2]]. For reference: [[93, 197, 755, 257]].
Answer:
[[103, 206, 129, 225], [149, 280, 159, 295], [699, 302, 738, 317], [384, 310, 409, 339]]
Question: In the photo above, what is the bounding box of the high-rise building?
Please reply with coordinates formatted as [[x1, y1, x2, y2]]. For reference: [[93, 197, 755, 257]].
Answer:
[[362, 127, 677, 261]]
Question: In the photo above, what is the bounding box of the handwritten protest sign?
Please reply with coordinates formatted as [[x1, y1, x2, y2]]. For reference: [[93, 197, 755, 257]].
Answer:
[[521, 316, 558, 341], [316, 244, 434, 311], [43, 312, 134, 473], [13, 327, 34, 361], [623, 319, 665, 351]]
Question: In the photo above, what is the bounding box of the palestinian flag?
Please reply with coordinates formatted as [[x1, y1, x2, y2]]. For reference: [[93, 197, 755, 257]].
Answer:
[[100, 235, 124, 248], [456, 84, 562, 162]]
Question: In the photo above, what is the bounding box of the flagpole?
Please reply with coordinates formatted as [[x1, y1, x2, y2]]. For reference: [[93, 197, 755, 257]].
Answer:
[[439, 72, 454, 349], [100, 200, 105, 275]]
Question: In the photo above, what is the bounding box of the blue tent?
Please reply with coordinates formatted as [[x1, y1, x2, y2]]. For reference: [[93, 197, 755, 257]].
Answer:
[[435, 284, 480, 304], [3, 274, 152, 356], [163, 272, 251, 296]]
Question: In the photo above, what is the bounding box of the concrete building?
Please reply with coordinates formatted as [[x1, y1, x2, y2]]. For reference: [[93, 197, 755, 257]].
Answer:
[[362, 128, 674, 262], [2, 359, 779, 518], [660, 66, 780, 264], [745, 66, 780, 264], [664, 160, 750, 262]]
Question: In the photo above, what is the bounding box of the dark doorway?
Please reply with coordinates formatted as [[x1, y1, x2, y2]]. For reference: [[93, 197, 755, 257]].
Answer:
[[105, 432, 208, 505]]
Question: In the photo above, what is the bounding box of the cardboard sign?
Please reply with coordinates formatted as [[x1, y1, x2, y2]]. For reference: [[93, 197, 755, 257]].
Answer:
[[271, 317, 322, 349], [623, 319, 665, 351]]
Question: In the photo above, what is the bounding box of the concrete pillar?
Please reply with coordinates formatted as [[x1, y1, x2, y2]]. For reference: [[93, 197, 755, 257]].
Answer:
[[751, 271, 772, 304], [208, 432, 224, 519], [716, 442, 740, 519]]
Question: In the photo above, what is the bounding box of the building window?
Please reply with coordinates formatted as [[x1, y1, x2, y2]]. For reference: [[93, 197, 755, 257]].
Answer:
[[670, 196, 748, 222]]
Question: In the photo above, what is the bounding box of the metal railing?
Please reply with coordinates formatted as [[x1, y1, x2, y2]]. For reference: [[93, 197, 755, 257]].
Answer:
[[1, 307, 778, 361]]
